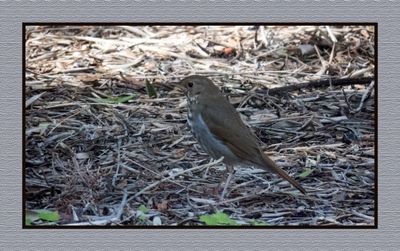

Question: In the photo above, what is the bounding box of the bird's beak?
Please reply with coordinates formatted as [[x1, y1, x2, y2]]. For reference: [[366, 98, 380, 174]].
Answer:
[[176, 80, 185, 90], [175, 81, 188, 96]]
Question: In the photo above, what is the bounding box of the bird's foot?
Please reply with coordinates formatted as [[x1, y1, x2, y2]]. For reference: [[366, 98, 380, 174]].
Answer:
[[218, 172, 233, 202]]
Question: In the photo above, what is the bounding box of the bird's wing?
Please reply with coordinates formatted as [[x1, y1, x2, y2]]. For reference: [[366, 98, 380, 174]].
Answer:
[[200, 96, 262, 163]]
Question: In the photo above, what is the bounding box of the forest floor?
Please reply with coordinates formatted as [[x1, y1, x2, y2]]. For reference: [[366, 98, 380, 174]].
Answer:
[[25, 25, 375, 226]]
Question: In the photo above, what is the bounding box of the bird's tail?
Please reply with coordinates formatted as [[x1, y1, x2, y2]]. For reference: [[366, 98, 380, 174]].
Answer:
[[259, 153, 306, 194]]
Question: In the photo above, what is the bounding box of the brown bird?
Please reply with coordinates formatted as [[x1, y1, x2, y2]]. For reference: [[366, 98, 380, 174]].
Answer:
[[178, 75, 306, 200]]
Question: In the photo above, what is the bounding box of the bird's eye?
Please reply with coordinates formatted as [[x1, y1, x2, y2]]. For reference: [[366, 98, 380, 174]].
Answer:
[[187, 82, 194, 88]]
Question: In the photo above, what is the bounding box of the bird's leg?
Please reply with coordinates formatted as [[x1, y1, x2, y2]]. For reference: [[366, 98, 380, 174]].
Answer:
[[219, 165, 234, 201]]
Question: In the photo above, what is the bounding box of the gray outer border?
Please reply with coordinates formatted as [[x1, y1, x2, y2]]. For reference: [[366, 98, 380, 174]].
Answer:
[[0, 1, 397, 250]]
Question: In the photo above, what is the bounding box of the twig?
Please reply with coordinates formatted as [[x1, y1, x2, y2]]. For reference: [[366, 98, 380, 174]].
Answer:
[[264, 77, 374, 95], [112, 139, 122, 187], [127, 157, 224, 202], [325, 26, 338, 43], [350, 80, 374, 114]]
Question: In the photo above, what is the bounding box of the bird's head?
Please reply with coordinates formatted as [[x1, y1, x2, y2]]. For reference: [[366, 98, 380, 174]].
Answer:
[[178, 75, 220, 98]]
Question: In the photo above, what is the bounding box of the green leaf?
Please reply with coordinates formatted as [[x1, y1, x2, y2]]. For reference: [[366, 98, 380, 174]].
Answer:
[[25, 216, 33, 226], [298, 168, 313, 178], [113, 95, 137, 103], [92, 94, 137, 104], [138, 204, 150, 214], [138, 215, 146, 222], [36, 210, 60, 222], [145, 79, 157, 98], [250, 219, 270, 226], [136, 205, 150, 222], [199, 212, 237, 226]]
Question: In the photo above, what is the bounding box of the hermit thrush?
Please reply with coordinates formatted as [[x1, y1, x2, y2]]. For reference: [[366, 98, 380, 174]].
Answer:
[[179, 75, 306, 199]]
